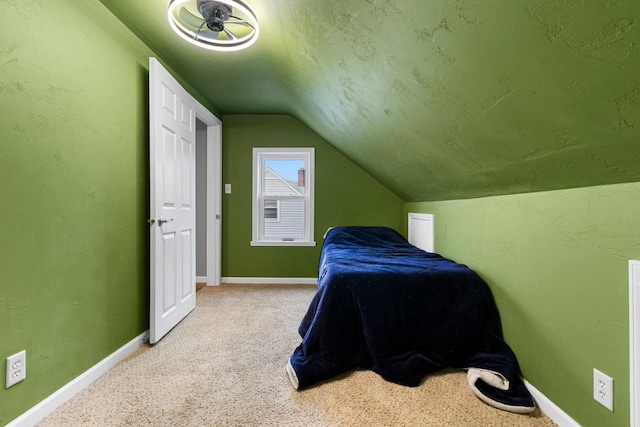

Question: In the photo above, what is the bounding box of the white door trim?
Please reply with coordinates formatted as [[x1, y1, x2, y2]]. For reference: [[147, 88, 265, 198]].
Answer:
[[630, 260, 640, 427], [194, 102, 222, 286]]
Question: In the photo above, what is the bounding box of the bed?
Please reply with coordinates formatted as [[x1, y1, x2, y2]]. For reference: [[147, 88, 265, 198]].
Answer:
[[287, 226, 535, 413]]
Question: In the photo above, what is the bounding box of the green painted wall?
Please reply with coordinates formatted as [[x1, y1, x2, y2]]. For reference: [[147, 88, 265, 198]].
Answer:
[[2, 0, 636, 425], [97, 0, 640, 202], [0, 0, 212, 424], [406, 182, 640, 427], [221, 115, 404, 278]]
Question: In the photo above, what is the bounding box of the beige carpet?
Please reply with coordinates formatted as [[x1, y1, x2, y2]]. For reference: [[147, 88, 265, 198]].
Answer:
[[38, 284, 557, 427]]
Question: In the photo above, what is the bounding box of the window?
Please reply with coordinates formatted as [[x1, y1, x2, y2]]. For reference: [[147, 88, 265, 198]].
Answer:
[[251, 147, 315, 246], [264, 199, 280, 222]]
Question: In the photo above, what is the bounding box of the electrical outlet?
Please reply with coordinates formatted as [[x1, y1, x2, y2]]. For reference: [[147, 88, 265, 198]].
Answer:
[[593, 368, 614, 411], [6, 350, 26, 388]]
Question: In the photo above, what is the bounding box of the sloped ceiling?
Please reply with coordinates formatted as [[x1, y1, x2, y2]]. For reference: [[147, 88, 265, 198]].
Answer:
[[98, 0, 640, 201]]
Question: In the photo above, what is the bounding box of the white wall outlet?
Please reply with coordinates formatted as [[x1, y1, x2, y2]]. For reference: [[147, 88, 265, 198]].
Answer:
[[224, 183, 231, 194], [593, 368, 614, 411], [6, 350, 26, 388]]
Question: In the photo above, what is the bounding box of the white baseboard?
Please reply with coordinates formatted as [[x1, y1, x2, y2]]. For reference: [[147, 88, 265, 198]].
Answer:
[[196, 276, 207, 283], [7, 331, 149, 427], [524, 379, 581, 427], [221, 277, 318, 285]]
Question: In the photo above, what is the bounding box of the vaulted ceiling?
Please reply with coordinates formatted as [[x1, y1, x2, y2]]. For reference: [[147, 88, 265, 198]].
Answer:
[[99, 0, 640, 201]]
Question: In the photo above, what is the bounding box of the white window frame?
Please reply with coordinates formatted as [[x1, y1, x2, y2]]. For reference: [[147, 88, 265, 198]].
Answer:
[[251, 147, 315, 246]]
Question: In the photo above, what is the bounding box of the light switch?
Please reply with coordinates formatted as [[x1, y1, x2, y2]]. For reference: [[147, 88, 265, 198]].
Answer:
[[225, 184, 231, 194]]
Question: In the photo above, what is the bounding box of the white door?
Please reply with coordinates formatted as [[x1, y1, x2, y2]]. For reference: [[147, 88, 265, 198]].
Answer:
[[149, 57, 197, 344]]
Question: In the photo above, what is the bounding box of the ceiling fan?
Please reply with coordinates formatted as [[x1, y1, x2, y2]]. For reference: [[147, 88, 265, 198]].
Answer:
[[168, 0, 259, 52]]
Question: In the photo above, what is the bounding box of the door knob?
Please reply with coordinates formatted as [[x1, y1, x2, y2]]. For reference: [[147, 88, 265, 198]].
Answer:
[[158, 217, 174, 225]]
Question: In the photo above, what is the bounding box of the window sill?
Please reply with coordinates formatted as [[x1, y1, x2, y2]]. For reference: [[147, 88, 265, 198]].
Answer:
[[250, 240, 317, 247]]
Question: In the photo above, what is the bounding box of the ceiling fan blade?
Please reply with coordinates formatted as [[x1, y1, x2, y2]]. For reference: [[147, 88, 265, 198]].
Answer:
[[224, 19, 254, 29], [179, 6, 205, 29], [223, 28, 238, 40], [195, 28, 221, 40]]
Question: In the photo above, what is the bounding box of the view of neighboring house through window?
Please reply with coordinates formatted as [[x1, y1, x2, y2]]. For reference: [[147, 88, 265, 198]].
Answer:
[[251, 147, 315, 246], [264, 199, 280, 221]]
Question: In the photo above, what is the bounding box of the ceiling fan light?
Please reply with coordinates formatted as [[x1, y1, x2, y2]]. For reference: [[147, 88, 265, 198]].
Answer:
[[167, 0, 259, 52]]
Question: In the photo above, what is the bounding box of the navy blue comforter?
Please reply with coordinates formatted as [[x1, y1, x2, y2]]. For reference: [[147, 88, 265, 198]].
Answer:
[[289, 226, 534, 412]]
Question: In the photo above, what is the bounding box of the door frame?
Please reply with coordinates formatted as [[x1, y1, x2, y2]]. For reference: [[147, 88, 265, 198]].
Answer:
[[194, 102, 222, 286]]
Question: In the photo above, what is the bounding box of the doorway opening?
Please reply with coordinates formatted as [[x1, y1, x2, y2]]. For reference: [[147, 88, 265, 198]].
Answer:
[[196, 119, 207, 290], [194, 112, 222, 288]]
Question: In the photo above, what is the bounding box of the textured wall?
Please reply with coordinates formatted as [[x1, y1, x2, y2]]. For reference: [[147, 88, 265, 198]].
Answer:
[[99, 0, 640, 201], [406, 182, 640, 427], [0, 0, 190, 423], [2, 0, 638, 423], [222, 114, 404, 278]]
